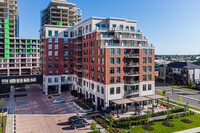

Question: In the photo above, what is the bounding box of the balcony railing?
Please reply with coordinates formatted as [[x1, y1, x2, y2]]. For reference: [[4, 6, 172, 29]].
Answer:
[[125, 81, 139, 84], [104, 43, 154, 48], [124, 72, 139, 76], [124, 53, 139, 58], [124, 62, 139, 67], [124, 90, 139, 95]]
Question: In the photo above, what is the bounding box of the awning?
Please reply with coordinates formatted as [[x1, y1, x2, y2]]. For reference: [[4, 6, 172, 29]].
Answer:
[[129, 96, 151, 102], [112, 99, 133, 105], [146, 94, 165, 100]]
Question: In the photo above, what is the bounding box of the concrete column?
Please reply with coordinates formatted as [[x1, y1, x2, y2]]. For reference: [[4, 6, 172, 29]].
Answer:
[[58, 84, 61, 94], [45, 86, 48, 95]]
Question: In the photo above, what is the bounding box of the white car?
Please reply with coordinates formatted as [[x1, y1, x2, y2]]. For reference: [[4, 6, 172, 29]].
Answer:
[[53, 99, 65, 104]]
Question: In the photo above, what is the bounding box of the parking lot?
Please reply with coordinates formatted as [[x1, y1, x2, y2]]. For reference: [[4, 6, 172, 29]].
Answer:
[[13, 85, 92, 133], [14, 85, 76, 114], [16, 114, 91, 133]]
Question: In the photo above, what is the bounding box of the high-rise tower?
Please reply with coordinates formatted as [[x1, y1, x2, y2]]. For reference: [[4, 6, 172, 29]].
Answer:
[[41, 0, 82, 27]]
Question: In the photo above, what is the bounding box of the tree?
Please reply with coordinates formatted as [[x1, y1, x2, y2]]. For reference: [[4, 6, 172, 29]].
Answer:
[[162, 90, 166, 96], [177, 95, 182, 104], [108, 113, 114, 128], [188, 79, 194, 89], [146, 108, 152, 123], [91, 121, 97, 131], [0, 98, 6, 132], [166, 108, 172, 120], [184, 102, 189, 112]]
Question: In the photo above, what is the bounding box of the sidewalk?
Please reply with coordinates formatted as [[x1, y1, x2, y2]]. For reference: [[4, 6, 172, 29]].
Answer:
[[174, 127, 200, 133]]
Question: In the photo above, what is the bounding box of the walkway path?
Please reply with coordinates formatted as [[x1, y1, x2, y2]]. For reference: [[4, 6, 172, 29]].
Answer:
[[174, 127, 200, 133]]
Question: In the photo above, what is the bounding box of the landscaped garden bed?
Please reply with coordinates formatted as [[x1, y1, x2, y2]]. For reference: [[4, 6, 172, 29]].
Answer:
[[142, 125, 154, 131], [181, 119, 192, 124], [162, 122, 174, 127]]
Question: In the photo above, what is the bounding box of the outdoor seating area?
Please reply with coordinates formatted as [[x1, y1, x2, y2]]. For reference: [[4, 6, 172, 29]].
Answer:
[[110, 95, 167, 118]]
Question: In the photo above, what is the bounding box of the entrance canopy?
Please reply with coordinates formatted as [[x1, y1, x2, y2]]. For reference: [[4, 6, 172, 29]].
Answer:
[[111, 95, 165, 105]]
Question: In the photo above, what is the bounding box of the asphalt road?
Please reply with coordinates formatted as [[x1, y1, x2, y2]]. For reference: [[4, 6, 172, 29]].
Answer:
[[155, 85, 200, 108]]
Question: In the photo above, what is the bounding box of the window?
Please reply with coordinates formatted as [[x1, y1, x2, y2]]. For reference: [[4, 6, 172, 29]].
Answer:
[[97, 85, 100, 92], [148, 57, 152, 63], [64, 70, 68, 74], [64, 31, 68, 37], [101, 67, 104, 74], [55, 31, 58, 37], [110, 48, 114, 55], [143, 75, 147, 81], [116, 48, 120, 55], [112, 24, 116, 28], [55, 57, 58, 62], [48, 51, 52, 56], [97, 49, 100, 55], [64, 45, 68, 49], [143, 66, 147, 72], [148, 74, 152, 80], [55, 51, 58, 56], [64, 51, 68, 56], [97, 58, 100, 64], [48, 78, 52, 83], [92, 83, 94, 90], [148, 49, 152, 55], [110, 67, 114, 74], [48, 44, 52, 49], [64, 38, 68, 43], [61, 77, 65, 82], [55, 38, 58, 43], [143, 57, 147, 63], [55, 77, 58, 82], [148, 66, 152, 72], [55, 64, 58, 69], [110, 77, 114, 84], [101, 58, 104, 64], [48, 57, 52, 62], [116, 87, 120, 94], [101, 77, 104, 83], [48, 64, 52, 69], [101, 49, 104, 55], [130, 26, 134, 31], [48, 71, 52, 75], [48, 38, 52, 42], [116, 67, 120, 74], [101, 87, 104, 94], [126, 26, 129, 31], [143, 84, 147, 91], [48, 30, 52, 36], [143, 49, 146, 55], [55, 45, 58, 49], [110, 87, 114, 94], [110, 58, 114, 65], [148, 84, 152, 90], [116, 77, 120, 83], [116, 58, 120, 64], [120, 25, 124, 30]]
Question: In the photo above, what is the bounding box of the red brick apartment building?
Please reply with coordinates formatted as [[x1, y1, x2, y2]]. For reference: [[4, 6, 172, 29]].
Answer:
[[40, 17, 155, 109]]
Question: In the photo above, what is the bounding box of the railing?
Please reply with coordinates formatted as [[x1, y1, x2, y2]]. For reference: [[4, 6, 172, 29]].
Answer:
[[124, 90, 139, 95], [104, 43, 154, 47], [124, 53, 139, 58], [124, 72, 139, 76], [125, 81, 139, 84], [124, 62, 139, 67]]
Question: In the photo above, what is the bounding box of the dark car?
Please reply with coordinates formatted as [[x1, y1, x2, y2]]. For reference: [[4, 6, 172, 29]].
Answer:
[[15, 88, 26, 92], [70, 119, 89, 129], [68, 116, 84, 124]]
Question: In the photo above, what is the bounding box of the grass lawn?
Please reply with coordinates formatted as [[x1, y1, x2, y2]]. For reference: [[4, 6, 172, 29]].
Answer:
[[119, 114, 200, 133], [0, 116, 6, 133]]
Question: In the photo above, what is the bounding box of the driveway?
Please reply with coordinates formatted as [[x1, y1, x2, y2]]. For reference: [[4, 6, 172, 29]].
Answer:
[[16, 114, 92, 133]]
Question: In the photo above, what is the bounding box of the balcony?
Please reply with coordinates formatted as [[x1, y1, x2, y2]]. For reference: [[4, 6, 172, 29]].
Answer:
[[76, 62, 82, 65], [104, 43, 154, 48], [76, 41, 82, 44], [124, 72, 139, 76], [124, 62, 139, 67], [125, 80, 139, 85], [124, 53, 139, 58], [76, 69, 82, 72], [76, 54, 82, 58], [76, 47, 82, 51], [124, 90, 139, 95]]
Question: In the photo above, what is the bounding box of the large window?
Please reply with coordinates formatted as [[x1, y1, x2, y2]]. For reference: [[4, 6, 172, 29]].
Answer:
[[116, 67, 120, 74], [143, 66, 147, 72], [55, 77, 58, 82], [148, 49, 152, 55], [110, 48, 114, 55], [116, 48, 120, 55], [148, 66, 152, 72], [110, 77, 114, 84], [143, 84, 147, 91], [116, 77, 120, 83], [110, 67, 114, 74], [148, 74, 152, 80], [148, 84, 152, 90], [143, 49, 146, 55], [55, 45, 58, 49], [64, 38, 68, 43], [48, 78, 52, 83], [110, 58, 114, 65], [55, 51, 58, 56], [110, 88, 114, 95], [64, 31, 68, 37], [55, 31, 58, 37], [116, 58, 120, 64], [116, 87, 120, 94], [143, 57, 147, 64], [143, 75, 147, 81], [64, 51, 68, 56], [148, 57, 152, 63], [48, 51, 52, 56], [101, 87, 104, 94], [48, 30, 52, 36], [48, 44, 52, 49]]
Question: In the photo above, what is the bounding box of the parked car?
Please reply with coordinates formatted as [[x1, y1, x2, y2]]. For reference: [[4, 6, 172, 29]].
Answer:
[[70, 119, 89, 129], [53, 99, 65, 104], [15, 88, 26, 92], [68, 116, 85, 124]]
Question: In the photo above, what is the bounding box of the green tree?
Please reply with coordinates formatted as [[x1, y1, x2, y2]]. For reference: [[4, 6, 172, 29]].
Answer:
[[166, 108, 172, 120], [184, 102, 189, 112], [188, 79, 194, 89], [0, 98, 6, 132], [91, 121, 97, 131], [162, 90, 166, 96], [108, 113, 114, 128], [146, 108, 152, 123], [177, 95, 182, 104]]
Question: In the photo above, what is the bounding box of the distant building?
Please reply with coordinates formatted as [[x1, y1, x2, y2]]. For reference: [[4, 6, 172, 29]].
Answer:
[[158, 62, 200, 85]]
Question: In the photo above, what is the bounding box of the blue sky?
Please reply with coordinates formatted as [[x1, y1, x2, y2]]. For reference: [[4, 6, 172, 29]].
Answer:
[[19, 0, 200, 55]]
